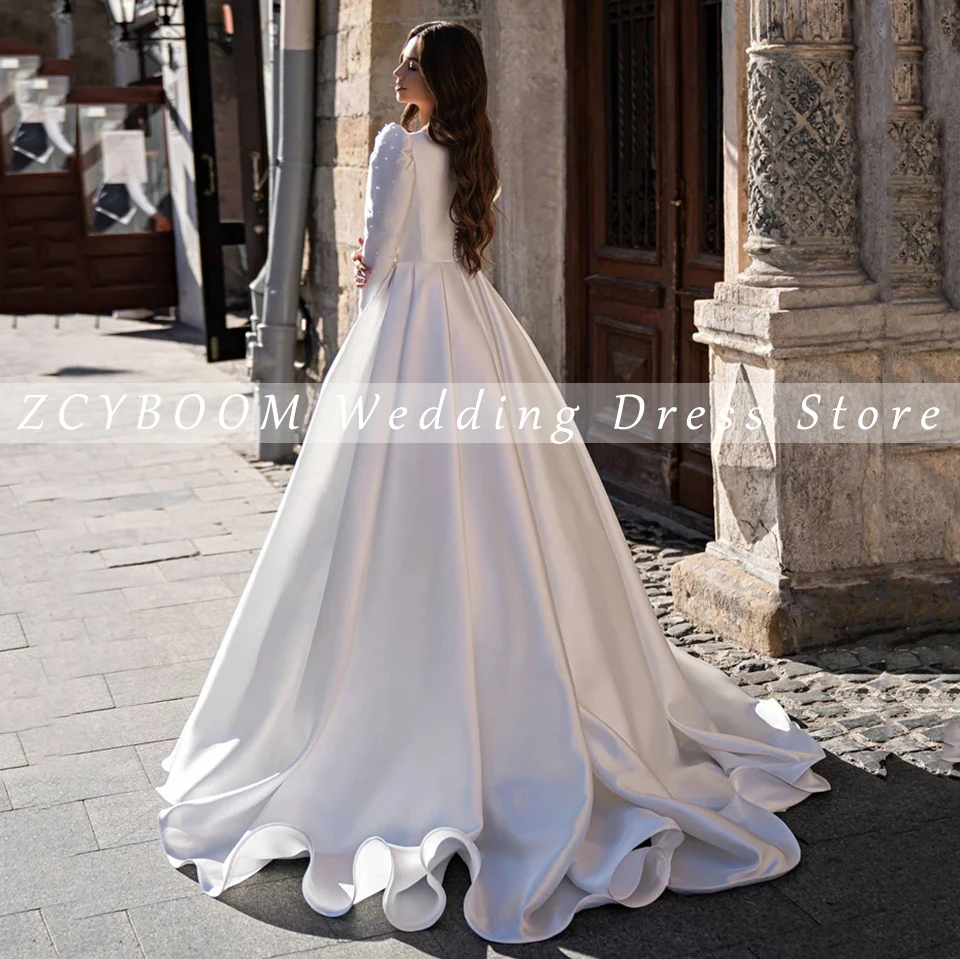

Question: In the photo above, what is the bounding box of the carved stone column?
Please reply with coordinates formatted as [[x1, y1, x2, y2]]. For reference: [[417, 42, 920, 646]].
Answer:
[[669, 0, 960, 655], [889, 0, 946, 305], [743, 0, 863, 286]]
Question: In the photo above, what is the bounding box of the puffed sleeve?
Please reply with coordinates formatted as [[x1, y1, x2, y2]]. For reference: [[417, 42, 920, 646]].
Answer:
[[358, 122, 416, 315]]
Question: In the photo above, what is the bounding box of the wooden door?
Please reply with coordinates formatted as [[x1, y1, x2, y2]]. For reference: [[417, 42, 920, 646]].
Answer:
[[566, 0, 723, 530], [0, 41, 177, 315]]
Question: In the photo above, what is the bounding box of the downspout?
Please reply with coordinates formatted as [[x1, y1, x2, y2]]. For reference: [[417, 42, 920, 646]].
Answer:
[[246, 0, 316, 460], [55, 0, 74, 59]]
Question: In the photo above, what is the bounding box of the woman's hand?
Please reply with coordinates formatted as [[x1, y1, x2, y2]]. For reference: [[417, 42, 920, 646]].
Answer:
[[352, 236, 370, 288]]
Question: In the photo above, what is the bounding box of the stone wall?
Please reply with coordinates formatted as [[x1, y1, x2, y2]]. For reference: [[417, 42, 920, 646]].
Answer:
[[480, 0, 565, 379]]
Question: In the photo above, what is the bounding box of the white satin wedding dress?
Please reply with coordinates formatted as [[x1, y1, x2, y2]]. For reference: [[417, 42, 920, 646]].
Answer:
[[156, 122, 830, 944]]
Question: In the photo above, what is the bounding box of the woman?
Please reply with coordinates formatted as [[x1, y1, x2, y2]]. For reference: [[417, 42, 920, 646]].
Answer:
[[156, 20, 829, 945]]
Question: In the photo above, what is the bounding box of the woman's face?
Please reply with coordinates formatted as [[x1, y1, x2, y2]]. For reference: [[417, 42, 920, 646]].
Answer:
[[393, 37, 434, 113]]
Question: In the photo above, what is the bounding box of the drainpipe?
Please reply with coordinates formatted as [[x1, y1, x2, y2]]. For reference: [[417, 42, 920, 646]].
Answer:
[[55, 0, 74, 59], [246, 0, 282, 361], [246, 0, 316, 460]]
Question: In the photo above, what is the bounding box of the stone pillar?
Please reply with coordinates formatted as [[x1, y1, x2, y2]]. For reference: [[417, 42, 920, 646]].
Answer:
[[741, 0, 864, 287], [670, 0, 960, 655], [888, 0, 946, 307]]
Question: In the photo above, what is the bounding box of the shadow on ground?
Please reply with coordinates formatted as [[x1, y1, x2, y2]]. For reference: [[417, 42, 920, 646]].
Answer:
[[106, 320, 207, 345], [171, 753, 960, 959]]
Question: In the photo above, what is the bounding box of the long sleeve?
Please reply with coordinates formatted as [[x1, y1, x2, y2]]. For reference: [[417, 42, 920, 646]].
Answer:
[[358, 122, 416, 315]]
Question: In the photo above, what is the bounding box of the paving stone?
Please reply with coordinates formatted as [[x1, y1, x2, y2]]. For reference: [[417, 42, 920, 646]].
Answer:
[[859, 724, 900, 744], [105, 660, 212, 708], [913, 750, 960, 776], [0, 910, 55, 957], [40, 840, 200, 919], [804, 703, 848, 718], [884, 650, 922, 671], [12, 589, 131, 625], [269, 935, 445, 959], [0, 800, 98, 860], [767, 679, 809, 693], [84, 786, 165, 848], [40, 905, 144, 959], [842, 750, 889, 776], [135, 520, 226, 545], [774, 817, 960, 926], [0, 531, 44, 561], [64, 564, 167, 595], [121, 576, 233, 611], [2, 747, 150, 808], [879, 734, 928, 753], [0, 695, 48, 735], [0, 732, 27, 770], [99, 540, 199, 568], [0, 614, 26, 651], [837, 713, 883, 730], [39, 638, 159, 684], [189, 528, 272, 555], [745, 899, 960, 959], [735, 660, 775, 673], [16, 615, 89, 647], [920, 723, 951, 744], [134, 739, 176, 788], [901, 714, 943, 730], [146, 627, 225, 665], [191, 598, 240, 629], [819, 736, 864, 756], [82, 605, 200, 644], [35, 527, 141, 556], [46, 675, 114, 717], [0, 781, 11, 812], [156, 549, 259, 582], [0, 650, 47, 700], [128, 883, 336, 959], [814, 650, 862, 672], [735, 670, 780, 685], [192, 480, 275, 503], [778, 690, 834, 705], [672, 634, 711, 649], [779, 661, 823, 678], [18, 698, 196, 760], [808, 723, 846, 740]]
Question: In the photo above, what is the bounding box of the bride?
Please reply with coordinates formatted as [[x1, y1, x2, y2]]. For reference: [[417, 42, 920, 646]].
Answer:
[[156, 20, 829, 945]]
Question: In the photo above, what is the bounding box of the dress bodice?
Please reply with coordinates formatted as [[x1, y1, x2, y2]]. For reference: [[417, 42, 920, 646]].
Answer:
[[359, 122, 458, 313]]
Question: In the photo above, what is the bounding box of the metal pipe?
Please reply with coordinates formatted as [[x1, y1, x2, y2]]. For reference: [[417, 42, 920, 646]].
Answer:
[[55, 0, 74, 59], [247, 0, 316, 459]]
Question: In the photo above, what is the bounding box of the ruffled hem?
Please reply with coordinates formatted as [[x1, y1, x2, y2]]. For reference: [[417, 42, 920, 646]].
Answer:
[[155, 725, 828, 944], [154, 803, 688, 943]]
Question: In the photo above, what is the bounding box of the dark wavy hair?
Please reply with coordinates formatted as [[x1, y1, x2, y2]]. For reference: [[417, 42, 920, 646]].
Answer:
[[400, 21, 500, 276]]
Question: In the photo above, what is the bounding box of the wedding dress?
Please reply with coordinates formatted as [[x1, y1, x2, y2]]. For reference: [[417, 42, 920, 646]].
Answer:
[[156, 122, 830, 944]]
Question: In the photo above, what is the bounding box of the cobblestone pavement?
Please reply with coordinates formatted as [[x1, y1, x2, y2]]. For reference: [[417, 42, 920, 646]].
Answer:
[[2, 315, 960, 959], [613, 513, 960, 781]]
